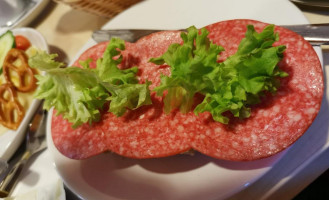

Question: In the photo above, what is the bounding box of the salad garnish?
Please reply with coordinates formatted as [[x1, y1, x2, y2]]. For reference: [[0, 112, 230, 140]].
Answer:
[[29, 38, 152, 128], [30, 24, 288, 127], [150, 25, 288, 123]]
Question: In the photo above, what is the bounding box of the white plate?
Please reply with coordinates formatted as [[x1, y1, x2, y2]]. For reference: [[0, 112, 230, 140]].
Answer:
[[0, 28, 48, 161], [47, 0, 314, 199], [0, 0, 50, 33]]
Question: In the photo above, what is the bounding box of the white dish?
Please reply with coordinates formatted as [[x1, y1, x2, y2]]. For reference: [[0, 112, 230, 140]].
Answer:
[[47, 0, 315, 199], [0, 0, 50, 33], [0, 27, 48, 161]]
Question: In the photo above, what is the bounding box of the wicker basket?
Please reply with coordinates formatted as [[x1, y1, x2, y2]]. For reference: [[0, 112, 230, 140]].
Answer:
[[54, 0, 142, 18]]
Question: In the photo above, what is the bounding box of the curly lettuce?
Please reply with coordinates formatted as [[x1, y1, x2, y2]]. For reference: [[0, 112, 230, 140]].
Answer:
[[150, 25, 288, 123], [29, 24, 288, 127], [29, 38, 151, 128]]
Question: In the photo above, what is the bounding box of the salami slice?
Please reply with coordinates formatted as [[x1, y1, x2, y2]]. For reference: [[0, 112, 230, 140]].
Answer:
[[51, 19, 323, 161]]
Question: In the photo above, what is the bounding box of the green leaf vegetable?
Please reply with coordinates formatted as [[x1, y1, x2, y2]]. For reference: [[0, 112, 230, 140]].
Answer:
[[0, 30, 15, 75], [29, 38, 152, 128], [150, 25, 288, 124], [29, 24, 288, 128]]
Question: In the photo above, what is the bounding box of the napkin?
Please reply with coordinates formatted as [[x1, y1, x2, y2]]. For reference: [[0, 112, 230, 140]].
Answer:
[[0, 179, 65, 200]]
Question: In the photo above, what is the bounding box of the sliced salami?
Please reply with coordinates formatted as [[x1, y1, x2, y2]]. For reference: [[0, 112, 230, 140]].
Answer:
[[51, 19, 323, 161]]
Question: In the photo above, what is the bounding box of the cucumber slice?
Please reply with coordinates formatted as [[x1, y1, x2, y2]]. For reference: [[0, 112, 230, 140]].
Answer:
[[0, 31, 15, 70]]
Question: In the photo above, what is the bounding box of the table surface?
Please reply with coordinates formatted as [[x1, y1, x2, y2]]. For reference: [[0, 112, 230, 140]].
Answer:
[[8, 1, 329, 200]]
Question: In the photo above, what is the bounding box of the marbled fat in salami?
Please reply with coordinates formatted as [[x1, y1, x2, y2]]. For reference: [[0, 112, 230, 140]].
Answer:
[[51, 19, 323, 161]]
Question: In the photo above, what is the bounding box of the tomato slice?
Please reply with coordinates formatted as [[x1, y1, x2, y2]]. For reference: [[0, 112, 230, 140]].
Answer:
[[15, 35, 31, 51]]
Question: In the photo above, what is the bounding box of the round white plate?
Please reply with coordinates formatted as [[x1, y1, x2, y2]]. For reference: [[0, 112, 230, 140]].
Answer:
[[47, 0, 312, 199], [0, 28, 48, 161], [0, 0, 50, 34]]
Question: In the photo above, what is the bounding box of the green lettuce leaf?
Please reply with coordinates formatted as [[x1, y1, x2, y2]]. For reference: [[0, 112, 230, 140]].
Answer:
[[150, 26, 225, 113], [29, 38, 152, 128], [96, 38, 139, 84], [150, 24, 288, 124], [105, 80, 152, 116]]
